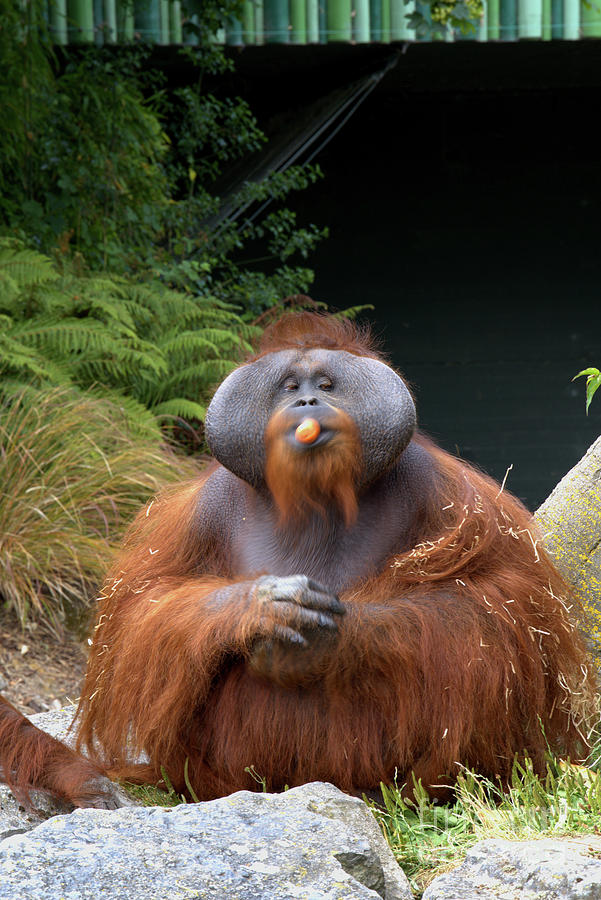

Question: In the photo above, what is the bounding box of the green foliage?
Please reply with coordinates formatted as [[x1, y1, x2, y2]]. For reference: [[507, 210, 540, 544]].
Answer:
[[0, 240, 255, 430], [0, 43, 170, 270], [122, 781, 183, 808], [123, 758, 201, 806], [372, 752, 601, 896], [407, 0, 484, 38], [0, 0, 55, 201], [574, 367, 601, 414], [0, 0, 327, 315], [183, 167, 328, 316], [0, 385, 197, 631]]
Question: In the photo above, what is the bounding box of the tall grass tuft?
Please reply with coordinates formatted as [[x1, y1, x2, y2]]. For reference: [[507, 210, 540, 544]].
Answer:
[[0, 385, 198, 633], [372, 749, 601, 897]]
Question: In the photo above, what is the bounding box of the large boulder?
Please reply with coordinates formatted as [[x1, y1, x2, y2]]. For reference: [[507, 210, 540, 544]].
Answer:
[[423, 836, 601, 900], [535, 434, 601, 652], [0, 780, 412, 900]]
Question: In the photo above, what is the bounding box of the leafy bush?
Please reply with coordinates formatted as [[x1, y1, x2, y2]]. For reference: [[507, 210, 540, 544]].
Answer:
[[0, 239, 256, 431], [0, 385, 198, 632], [26, 51, 170, 271], [0, 0, 328, 312]]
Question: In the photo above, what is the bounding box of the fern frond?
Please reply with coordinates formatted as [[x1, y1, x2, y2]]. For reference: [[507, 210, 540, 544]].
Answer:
[[160, 333, 221, 359], [195, 327, 248, 348], [0, 244, 58, 288], [82, 295, 139, 331], [195, 295, 243, 313], [152, 398, 207, 421], [0, 333, 71, 382], [11, 317, 118, 353], [332, 305, 375, 320], [0, 271, 19, 304], [79, 343, 168, 381], [160, 360, 237, 391]]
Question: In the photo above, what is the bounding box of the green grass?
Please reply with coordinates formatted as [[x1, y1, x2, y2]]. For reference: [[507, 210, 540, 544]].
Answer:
[[371, 752, 601, 897]]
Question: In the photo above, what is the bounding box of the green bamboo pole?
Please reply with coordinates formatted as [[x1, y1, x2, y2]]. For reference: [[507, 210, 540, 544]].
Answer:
[[354, 0, 370, 40], [581, 0, 601, 34], [290, 0, 307, 42], [169, 0, 182, 42], [242, 0, 254, 42], [390, 0, 404, 37], [134, 0, 160, 41], [563, 0, 578, 35], [158, 0, 169, 42], [550, 0, 562, 36], [226, 15, 243, 44], [50, 0, 68, 43], [369, 0, 382, 38], [381, 0, 390, 39], [103, 0, 116, 41], [542, 0, 551, 37], [519, 0, 540, 33], [518, 0, 542, 36], [487, 0, 500, 35], [499, 0, 518, 38], [264, 0, 289, 41], [328, 0, 352, 39], [68, 0, 94, 41], [255, 0, 265, 42], [307, 0, 319, 39], [92, 0, 103, 42]]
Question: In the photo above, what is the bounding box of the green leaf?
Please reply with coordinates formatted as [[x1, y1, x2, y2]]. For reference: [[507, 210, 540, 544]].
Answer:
[[585, 373, 601, 414], [573, 368, 601, 380]]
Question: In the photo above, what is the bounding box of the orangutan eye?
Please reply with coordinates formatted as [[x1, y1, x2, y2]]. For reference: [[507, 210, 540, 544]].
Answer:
[[318, 379, 333, 391], [283, 379, 299, 391]]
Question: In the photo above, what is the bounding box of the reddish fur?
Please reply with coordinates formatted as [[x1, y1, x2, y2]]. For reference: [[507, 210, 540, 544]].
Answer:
[[0, 695, 108, 807], [265, 407, 362, 527], [75, 314, 595, 800], [250, 310, 384, 362]]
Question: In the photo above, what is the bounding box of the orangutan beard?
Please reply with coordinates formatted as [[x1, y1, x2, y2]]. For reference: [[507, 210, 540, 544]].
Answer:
[[264, 408, 362, 528]]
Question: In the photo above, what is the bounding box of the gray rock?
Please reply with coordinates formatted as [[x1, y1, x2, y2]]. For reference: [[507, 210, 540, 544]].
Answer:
[[0, 785, 68, 841], [423, 837, 601, 900], [535, 434, 601, 620], [26, 705, 79, 743], [0, 781, 412, 900]]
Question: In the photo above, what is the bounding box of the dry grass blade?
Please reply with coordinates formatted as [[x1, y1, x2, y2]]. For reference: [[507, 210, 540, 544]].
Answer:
[[0, 385, 198, 634]]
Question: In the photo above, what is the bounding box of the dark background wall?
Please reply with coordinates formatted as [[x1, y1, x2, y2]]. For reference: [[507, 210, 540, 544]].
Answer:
[[217, 42, 601, 510]]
